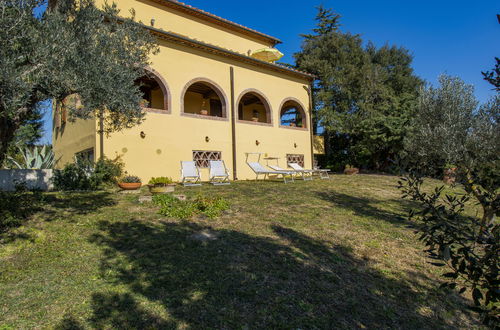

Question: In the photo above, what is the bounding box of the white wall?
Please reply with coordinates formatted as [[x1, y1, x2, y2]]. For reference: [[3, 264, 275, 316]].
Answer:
[[0, 169, 54, 191]]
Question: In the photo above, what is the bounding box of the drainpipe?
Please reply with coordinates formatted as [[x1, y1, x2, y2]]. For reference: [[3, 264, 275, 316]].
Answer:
[[230, 67, 238, 180], [99, 110, 104, 160], [308, 83, 315, 168]]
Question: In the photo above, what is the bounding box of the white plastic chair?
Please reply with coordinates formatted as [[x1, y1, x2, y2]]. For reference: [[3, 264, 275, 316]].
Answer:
[[180, 161, 202, 186], [247, 162, 294, 183], [209, 160, 230, 185], [289, 162, 330, 180]]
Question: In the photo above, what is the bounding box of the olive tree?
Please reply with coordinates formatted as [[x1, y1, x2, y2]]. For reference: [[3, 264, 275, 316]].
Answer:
[[400, 75, 499, 326], [0, 0, 159, 165]]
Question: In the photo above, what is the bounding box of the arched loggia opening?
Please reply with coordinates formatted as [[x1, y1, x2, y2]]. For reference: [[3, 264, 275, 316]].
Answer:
[[237, 90, 272, 125], [182, 79, 227, 119], [279, 98, 307, 128], [135, 68, 170, 112]]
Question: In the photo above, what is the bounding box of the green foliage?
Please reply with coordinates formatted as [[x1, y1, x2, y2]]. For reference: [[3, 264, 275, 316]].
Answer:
[[53, 159, 97, 191], [192, 195, 230, 219], [482, 57, 500, 92], [120, 175, 141, 183], [295, 7, 422, 171], [0, 0, 158, 164], [153, 194, 229, 219], [2, 104, 45, 168], [94, 157, 124, 184], [399, 75, 499, 326], [153, 194, 197, 219], [6, 145, 55, 169], [148, 177, 174, 185], [399, 173, 499, 327], [53, 157, 123, 191]]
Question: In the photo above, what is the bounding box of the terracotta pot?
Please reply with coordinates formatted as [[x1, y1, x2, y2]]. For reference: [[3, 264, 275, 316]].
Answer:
[[148, 184, 175, 194], [344, 168, 359, 175], [251, 117, 259, 122], [290, 122, 296, 127], [200, 109, 208, 116], [118, 182, 142, 190]]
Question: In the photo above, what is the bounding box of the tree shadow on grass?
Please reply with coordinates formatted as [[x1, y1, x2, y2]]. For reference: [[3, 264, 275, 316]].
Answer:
[[316, 190, 416, 227], [53, 219, 476, 329], [1, 191, 116, 244], [41, 191, 117, 217]]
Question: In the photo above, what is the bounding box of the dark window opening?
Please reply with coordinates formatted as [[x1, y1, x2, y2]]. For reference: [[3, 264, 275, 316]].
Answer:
[[280, 100, 305, 128], [135, 75, 167, 110]]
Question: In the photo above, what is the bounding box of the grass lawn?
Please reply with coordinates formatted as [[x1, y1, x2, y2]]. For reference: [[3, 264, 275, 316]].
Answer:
[[0, 174, 482, 329]]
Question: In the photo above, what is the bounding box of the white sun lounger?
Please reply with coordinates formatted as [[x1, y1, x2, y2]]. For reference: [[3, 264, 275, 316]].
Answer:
[[180, 161, 202, 186], [209, 160, 230, 185], [268, 164, 313, 181], [289, 162, 330, 179], [247, 162, 294, 183]]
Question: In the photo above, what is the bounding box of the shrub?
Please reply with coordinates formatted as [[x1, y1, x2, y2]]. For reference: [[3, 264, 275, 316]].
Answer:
[[94, 157, 124, 184], [53, 159, 97, 191], [152, 194, 229, 219], [120, 175, 141, 183], [53, 156, 123, 191], [148, 177, 174, 186]]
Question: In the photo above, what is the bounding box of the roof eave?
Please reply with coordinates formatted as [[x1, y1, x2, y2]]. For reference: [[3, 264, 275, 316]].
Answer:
[[143, 24, 314, 81]]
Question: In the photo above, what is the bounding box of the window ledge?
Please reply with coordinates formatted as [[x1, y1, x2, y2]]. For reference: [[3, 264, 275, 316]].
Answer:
[[181, 112, 229, 121], [237, 120, 273, 127], [144, 107, 170, 114], [279, 125, 308, 131]]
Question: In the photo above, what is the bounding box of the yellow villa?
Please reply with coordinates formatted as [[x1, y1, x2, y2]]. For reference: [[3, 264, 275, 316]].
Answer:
[[53, 0, 322, 181]]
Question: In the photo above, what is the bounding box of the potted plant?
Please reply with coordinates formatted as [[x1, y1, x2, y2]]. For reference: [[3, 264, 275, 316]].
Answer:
[[443, 164, 457, 184], [200, 100, 208, 115], [251, 110, 259, 122], [118, 175, 142, 190], [344, 165, 359, 175], [148, 177, 176, 194]]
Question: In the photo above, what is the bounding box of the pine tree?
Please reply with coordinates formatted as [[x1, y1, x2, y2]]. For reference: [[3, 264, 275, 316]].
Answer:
[[295, 7, 422, 171]]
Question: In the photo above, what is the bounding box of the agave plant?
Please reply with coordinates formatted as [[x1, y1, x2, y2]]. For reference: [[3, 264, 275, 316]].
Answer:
[[8, 145, 55, 169]]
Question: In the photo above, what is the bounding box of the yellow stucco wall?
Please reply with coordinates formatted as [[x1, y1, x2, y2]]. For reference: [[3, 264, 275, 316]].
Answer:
[[95, 0, 274, 54], [99, 39, 311, 182], [53, 0, 313, 182], [52, 116, 96, 167]]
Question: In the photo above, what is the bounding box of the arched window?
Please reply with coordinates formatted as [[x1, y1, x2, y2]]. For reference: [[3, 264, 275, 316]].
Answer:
[[237, 90, 272, 125], [182, 79, 227, 119], [135, 69, 169, 112], [280, 99, 306, 128]]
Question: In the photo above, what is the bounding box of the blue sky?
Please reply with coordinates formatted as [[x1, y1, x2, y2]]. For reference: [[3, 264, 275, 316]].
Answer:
[[39, 0, 499, 143]]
